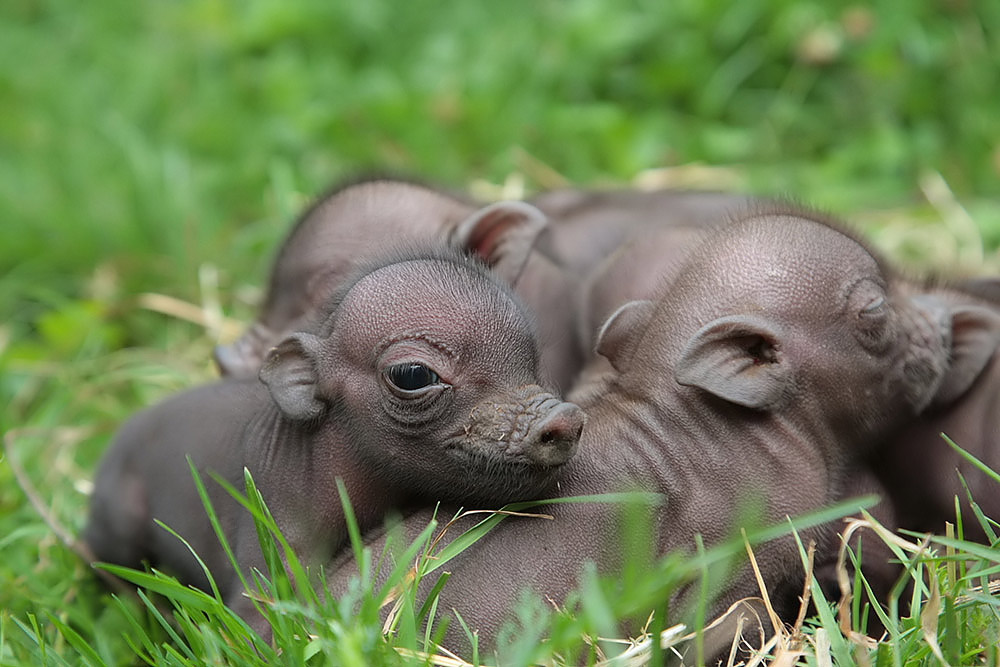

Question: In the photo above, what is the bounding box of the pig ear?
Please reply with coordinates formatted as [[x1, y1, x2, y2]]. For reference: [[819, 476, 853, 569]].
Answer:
[[953, 277, 1000, 304], [213, 322, 274, 379], [259, 333, 325, 421], [675, 315, 793, 410], [453, 201, 548, 285], [595, 300, 655, 372], [931, 305, 1000, 407]]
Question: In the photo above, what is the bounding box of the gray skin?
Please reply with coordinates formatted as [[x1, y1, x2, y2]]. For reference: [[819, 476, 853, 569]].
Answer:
[[529, 187, 755, 276], [872, 280, 1000, 543], [215, 179, 583, 391], [326, 209, 992, 656], [85, 248, 585, 628], [571, 196, 1000, 548]]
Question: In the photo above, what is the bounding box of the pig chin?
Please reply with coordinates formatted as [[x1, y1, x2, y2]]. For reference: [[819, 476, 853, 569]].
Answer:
[[437, 443, 566, 504]]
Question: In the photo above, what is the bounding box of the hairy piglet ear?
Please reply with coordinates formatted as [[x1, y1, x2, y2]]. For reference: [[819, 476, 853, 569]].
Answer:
[[595, 300, 654, 372], [675, 315, 793, 410], [259, 333, 325, 421], [453, 201, 548, 285], [931, 305, 1000, 407], [214, 322, 274, 379]]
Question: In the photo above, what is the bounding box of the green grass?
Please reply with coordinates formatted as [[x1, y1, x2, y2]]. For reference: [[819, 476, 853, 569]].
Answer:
[[3, 0, 1000, 663]]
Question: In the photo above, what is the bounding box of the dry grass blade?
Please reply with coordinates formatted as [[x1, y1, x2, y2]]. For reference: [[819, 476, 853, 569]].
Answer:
[[394, 646, 476, 666], [835, 516, 942, 654], [956, 578, 1000, 603], [137, 291, 243, 339], [791, 541, 816, 636], [741, 529, 785, 640], [919, 565, 949, 667], [512, 146, 571, 190], [584, 597, 770, 666], [632, 163, 746, 191], [743, 633, 781, 667], [3, 426, 133, 596], [919, 170, 983, 267]]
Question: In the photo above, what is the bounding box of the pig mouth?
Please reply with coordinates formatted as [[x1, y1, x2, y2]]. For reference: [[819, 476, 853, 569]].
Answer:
[[442, 439, 572, 471], [435, 445, 568, 505], [446, 393, 584, 469]]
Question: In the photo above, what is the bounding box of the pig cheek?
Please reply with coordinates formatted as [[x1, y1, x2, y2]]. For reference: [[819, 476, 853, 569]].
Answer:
[[896, 312, 950, 413]]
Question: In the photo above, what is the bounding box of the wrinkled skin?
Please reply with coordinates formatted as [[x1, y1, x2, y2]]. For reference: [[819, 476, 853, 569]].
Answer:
[[85, 249, 584, 629], [872, 281, 1000, 543], [216, 179, 583, 390], [327, 209, 987, 657]]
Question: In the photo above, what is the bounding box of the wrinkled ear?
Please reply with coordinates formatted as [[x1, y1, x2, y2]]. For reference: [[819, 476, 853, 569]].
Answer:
[[213, 322, 274, 379], [675, 315, 793, 410], [595, 300, 654, 372], [932, 305, 1000, 407], [954, 277, 1000, 305], [259, 333, 325, 421], [453, 201, 548, 285]]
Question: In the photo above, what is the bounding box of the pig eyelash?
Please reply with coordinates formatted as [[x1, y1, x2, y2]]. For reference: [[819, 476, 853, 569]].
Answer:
[[859, 296, 887, 316]]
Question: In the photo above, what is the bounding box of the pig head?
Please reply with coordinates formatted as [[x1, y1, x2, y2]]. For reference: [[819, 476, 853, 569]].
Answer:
[[872, 280, 1000, 543], [215, 179, 584, 390], [326, 209, 980, 656], [85, 248, 583, 630]]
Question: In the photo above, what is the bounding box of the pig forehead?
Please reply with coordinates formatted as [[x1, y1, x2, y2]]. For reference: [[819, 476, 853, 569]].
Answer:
[[334, 260, 523, 341], [715, 217, 880, 284], [665, 216, 887, 317], [335, 183, 469, 231]]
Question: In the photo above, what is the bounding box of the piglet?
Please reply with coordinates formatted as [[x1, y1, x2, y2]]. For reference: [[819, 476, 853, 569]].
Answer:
[[215, 178, 583, 390], [325, 207, 990, 656], [872, 280, 1000, 542], [84, 247, 584, 628]]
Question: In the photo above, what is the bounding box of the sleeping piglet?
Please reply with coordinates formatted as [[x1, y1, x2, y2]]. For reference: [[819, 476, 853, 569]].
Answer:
[[215, 178, 583, 390], [872, 280, 1000, 542], [84, 247, 584, 627], [325, 207, 990, 655], [571, 195, 1000, 552]]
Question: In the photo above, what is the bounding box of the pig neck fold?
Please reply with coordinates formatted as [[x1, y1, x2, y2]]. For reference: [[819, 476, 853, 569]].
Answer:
[[567, 374, 834, 528], [245, 403, 395, 534]]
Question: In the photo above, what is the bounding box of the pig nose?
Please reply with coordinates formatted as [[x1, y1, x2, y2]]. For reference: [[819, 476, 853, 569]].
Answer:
[[527, 401, 585, 467]]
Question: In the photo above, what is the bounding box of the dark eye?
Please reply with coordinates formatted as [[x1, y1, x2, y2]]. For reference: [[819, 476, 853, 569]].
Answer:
[[385, 363, 440, 391]]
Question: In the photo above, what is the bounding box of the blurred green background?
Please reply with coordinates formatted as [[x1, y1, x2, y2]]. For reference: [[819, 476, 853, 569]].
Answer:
[[1, 0, 999, 660]]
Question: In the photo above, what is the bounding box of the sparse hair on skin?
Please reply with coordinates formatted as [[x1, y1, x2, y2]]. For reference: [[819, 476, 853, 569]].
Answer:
[[289, 242, 541, 349]]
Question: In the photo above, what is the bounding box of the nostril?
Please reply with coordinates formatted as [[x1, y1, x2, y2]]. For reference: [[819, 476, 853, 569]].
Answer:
[[533, 402, 585, 452]]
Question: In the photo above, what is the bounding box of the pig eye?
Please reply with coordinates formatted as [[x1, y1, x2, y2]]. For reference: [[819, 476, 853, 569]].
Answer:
[[385, 363, 441, 391], [859, 296, 886, 316], [848, 278, 894, 352]]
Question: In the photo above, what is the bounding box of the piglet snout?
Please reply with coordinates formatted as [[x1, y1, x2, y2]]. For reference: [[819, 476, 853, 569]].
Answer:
[[526, 401, 585, 467]]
